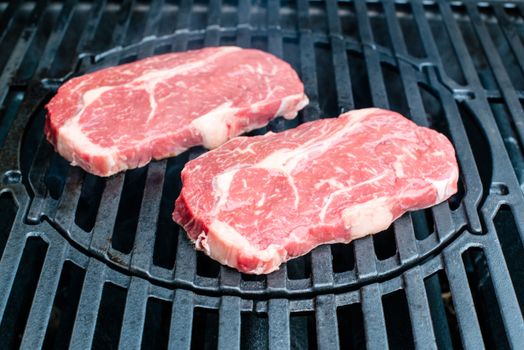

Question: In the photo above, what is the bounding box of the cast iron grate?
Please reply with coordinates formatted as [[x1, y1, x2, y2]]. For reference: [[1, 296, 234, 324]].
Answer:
[[0, 0, 523, 349]]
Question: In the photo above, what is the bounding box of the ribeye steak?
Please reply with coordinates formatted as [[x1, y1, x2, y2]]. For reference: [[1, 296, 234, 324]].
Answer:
[[173, 108, 459, 274], [45, 46, 308, 176]]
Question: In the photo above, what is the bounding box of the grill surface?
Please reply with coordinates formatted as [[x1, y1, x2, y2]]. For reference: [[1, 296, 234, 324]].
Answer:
[[0, 0, 524, 349]]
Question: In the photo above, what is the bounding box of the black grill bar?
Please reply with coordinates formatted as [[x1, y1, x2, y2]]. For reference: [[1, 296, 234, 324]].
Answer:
[[482, 237, 524, 347], [217, 296, 242, 350], [361, 284, 388, 350], [90, 176, 125, 255], [143, 0, 164, 39], [297, 0, 321, 122], [403, 268, 437, 349], [465, 3, 524, 148], [69, 259, 107, 349], [325, 0, 354, 112], [19, 239, 67, 349], [168, 289, 194, 349], [315, 294, 339, 350], [118, 277, 149, 349], [111, 0, 135, 48], [0, 211, 28, 319], [131, 161, 166, 274], [1, 1, 524, 349], [268, 298, 290, 349], [54, 168, 83, 231], [442, 250, 483, 349], [236, 0, 251, 48], [34, 0, 77, 78], [426, 69, 482, 234]]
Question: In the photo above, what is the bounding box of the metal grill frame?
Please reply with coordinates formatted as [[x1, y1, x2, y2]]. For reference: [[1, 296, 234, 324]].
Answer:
[[0, 0, 523, 349]]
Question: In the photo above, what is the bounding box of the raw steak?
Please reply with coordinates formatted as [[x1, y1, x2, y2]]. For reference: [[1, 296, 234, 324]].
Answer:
[[45, 46, 308, 176], [173, 108, 459, 274]]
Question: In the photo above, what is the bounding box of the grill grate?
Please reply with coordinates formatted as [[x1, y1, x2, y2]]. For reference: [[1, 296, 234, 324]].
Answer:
[[0, 0, 524, 348]]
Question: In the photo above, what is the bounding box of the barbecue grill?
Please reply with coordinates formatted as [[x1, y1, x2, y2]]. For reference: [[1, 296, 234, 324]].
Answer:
[[0, 0, 523, 348]]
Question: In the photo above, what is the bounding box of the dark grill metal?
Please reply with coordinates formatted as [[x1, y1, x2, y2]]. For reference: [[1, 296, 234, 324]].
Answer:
[[0, 0, 523, 349]]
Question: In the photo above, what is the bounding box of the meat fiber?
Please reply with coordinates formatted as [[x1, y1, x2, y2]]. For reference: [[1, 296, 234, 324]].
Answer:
[[173, 108, 459, 274], [45, 46, 308, 176]]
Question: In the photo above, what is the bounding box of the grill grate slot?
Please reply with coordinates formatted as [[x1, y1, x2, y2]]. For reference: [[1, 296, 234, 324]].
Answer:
[[111, 166, 148, 254], [0, 192, 17, 259], [493, 205, 524, 311], [337, 302, 365, 350], [0, 237, 48, 350], [92, 282, 128, 349], [424, 270, 460, 350], [1, 1, 524, 349], [141, 296, 172, 350], [383, 289, 415, 349], [191, 307, 219, 350], [43, 260, 85, 349], [290, 311, 317, 350], [462, 247, 510, 349]]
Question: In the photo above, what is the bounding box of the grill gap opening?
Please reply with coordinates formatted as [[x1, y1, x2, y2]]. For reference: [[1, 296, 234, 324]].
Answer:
[[220, 0, 237, 28], [44, 153, 69, 200], [197, 251, 221, 278], [493, 205, 524, 313], [315, 42, 338, 118], [286, 254, 311, 280], [190, 0, 208, 31], [154, 44, 172, 55], [0, 191, 17, 259], [187, 39, 205, 50], [396, 2, 426, 58], [48, 5, 90, 78], [454, 4, 498, 90], [0, 90, 24, 147], [122, 3, 147, 47], [308, 2, 328, 35], [339, 1, 358, 41], [381, 62, 409, 116], [250, 36, 268, 52], [153, 157, 184, 269], [418, 83, 465, 210], [141, 297, 172, 350], [43, 261, 86, 349], [92, 282, 128, 350], [424, 270, 462, 350], [426, 3, 467, 85], [348, 51, 373, 109], [458, 102, 492, 207], [290, 311, 317, 350], [157, 3, 179, 36], [490, 100, 524, 185], [373, 226, 397, 261], [480, 6, 524, 90], [337, 303, 365, 349], [191, 307, 218, 349], [382, 289, 415, 350], [242, 273, 266, 282], [20, 109, 46, 197], [504, 4, 524, 44], [0, 237, 48, 350], [111, 166, 148, 254], [240, 312, 268, 349], [367, 2, 393, 52], [119, 53, 138, 65], [462, 247, 510, 349], [331, 242, 355, 273], [90, 4, 120, 53], [411, 209, 435, 240], [74, 174, 106, 232]]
